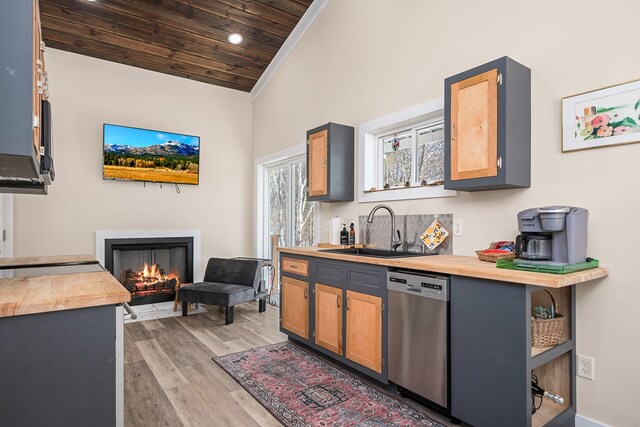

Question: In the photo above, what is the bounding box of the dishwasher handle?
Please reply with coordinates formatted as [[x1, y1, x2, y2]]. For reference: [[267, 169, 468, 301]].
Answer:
[[406, 285, 422, 293]]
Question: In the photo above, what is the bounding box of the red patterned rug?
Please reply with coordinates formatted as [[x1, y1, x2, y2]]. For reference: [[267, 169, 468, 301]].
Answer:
[[213, 342, 445, 427]]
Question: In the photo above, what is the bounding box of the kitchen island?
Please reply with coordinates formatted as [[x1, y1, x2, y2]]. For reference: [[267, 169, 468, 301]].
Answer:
[[278, 246, 608, 427], [0, 255, 130, 427]]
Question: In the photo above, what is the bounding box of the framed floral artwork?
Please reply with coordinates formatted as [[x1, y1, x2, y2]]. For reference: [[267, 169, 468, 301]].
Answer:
[[562, 79, 640, 152]]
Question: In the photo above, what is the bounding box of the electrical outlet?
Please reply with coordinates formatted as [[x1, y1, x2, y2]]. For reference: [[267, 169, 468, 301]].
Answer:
[[577, 354, 595, 381], [453, 219, 464, 237]]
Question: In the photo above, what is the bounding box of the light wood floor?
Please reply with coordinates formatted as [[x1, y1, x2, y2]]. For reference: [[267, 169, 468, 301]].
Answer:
[[124, 301, 455, 427]]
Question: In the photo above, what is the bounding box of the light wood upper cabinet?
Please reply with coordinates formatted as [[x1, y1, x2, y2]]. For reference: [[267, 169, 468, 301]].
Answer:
[[308, 129, 328, 197], [450, 68, 498, 181], [314, 283, 343, 355], [306, 123, 354, 202], [345, 290, 382, 373], [444, 56, 531, 192], [281, 276, 309, 339]]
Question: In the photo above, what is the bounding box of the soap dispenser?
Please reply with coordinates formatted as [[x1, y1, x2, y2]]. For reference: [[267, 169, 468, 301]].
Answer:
[[340, 224, 349, 246], [349, 223, 356, 246]]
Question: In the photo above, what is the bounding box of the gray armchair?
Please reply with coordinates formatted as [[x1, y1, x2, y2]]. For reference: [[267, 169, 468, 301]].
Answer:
[[178, 258, 267, 324]]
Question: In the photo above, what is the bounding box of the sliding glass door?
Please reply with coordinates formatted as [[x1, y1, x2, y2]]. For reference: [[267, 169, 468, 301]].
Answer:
[[265, 155, 317, 259]]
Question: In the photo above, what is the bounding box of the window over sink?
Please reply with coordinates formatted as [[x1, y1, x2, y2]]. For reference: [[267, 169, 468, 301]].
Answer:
[[358, 98, 456, 203]]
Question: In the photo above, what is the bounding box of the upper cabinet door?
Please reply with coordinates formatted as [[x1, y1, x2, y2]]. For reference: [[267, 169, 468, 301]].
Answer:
[[450, 68, 498, 181], [444, 57, 531, 192], [308, 129, 328, 197]]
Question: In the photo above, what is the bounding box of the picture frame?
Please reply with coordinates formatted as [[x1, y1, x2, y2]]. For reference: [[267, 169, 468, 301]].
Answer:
[[562, 79, 640, 152]]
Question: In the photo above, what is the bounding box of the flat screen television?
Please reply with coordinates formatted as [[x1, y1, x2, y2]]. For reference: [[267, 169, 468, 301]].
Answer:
[[103, 123, 200, 185]]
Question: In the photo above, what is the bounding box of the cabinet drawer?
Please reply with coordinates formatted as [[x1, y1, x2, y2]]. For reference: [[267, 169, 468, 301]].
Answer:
[[315, 261, 343, 284], [282, 257, 309, 277], [347, 265, 385, 292]]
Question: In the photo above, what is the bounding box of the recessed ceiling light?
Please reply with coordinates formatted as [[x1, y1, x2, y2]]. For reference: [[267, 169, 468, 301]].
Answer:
[[227, 33, 243, 45]]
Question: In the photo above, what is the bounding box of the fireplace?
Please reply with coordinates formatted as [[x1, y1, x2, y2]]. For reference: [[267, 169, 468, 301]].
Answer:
[[104, 237, 194, 306]]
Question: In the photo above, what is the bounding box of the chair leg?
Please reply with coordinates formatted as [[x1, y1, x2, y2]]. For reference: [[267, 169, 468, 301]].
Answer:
[[225, 306, 234, 325], [259, 298, 266, 313], [182, 301, 188, 317]]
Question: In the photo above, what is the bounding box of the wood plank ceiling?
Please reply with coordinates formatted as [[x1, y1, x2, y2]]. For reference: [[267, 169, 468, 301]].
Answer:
[[39, 0, 313, 92]]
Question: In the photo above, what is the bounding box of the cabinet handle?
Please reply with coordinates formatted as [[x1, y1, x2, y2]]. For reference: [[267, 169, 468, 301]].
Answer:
[[451, 123, 456, 141], [346, 297, 350, 310], [304, 288, 308, 299], [337, 295, 341, 308], [322, 158, 326, 168]]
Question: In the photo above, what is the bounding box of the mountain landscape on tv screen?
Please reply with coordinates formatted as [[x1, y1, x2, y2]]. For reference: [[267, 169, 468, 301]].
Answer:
[[103, 138, 200, 185], [104, 141, 199, 156]]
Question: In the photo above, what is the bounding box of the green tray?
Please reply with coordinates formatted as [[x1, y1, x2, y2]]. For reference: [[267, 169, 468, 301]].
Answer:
[[496, 258, 599, 274]]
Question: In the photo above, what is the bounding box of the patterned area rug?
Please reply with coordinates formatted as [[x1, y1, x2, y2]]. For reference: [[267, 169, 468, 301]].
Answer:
[[213, 342, 445, 427]]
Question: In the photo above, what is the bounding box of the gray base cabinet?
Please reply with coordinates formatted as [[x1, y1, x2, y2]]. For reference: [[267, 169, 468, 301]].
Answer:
[[444, 56, 531, 191], [280, 254, 388, 383], [0, 305, 124, 427], [451, 276, 575, 427]]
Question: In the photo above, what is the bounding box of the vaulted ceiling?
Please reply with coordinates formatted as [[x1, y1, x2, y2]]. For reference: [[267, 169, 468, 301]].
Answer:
[[39, 0, 313, 92]]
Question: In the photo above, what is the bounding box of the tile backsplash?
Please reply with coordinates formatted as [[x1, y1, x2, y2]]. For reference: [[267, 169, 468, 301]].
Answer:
[[358, 214, 453, 254]]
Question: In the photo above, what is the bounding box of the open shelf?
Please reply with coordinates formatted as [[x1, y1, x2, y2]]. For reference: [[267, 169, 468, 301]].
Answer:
[[531, 352, 571, 427], [531, 340, 567, 358]]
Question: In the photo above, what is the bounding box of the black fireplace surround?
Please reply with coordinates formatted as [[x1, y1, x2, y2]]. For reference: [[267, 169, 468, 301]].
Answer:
[[104, 237, 194, 306]]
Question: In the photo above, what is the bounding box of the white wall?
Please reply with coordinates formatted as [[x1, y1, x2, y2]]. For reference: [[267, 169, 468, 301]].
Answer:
[[14, 49, 253, 279], [252, 0, 640, 425]]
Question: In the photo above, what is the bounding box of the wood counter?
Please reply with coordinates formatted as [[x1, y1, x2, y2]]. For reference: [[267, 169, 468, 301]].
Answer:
[[278, 246, 608, 288], [0, 257, 131, 318], [0, 254, 96, 269]]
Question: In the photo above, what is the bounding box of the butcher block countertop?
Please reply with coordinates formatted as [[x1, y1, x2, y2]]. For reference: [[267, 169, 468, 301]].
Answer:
[[0, 255, 130, 318], [0, 254, 96, 269], [278, 247, 608, 288]]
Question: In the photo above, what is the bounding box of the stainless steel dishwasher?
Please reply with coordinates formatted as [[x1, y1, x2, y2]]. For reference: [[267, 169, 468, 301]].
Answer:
[[387, 269, 450, 409]]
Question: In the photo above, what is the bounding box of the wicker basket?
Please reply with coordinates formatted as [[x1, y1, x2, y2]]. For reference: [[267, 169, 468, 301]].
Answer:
[[475, 241, 517, 262], [531, 289, 565, 348]]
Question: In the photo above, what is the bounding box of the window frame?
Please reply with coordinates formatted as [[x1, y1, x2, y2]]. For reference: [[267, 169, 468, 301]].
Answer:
[[358, 98, 457, 203], [376, 117, 445, 189]]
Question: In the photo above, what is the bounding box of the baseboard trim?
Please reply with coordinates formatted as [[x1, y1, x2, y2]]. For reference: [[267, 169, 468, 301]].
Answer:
[[575, 414, 609, 427]]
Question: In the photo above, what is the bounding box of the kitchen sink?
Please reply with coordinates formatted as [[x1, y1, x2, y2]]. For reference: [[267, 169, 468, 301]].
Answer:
[[319, 248, 436, 258]]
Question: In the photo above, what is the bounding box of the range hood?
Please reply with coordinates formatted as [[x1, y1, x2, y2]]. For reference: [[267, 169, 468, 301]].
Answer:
[[0, 101, 55, 195]]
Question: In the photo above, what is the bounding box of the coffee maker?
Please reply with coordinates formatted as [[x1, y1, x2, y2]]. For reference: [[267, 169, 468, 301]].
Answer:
[[516, 206, 588, 265]]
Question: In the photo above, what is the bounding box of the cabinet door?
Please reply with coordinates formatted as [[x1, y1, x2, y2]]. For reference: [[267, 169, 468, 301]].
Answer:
[[281, 276, 309, 339], [32, 0, 42, 161], [308, 129, 328, 196], [450, 68, 498, 180], [345, 290, 382, 373], [314, 283, 343, 355]]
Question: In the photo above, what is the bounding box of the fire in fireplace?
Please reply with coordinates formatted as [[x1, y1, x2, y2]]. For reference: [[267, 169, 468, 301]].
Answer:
[[104, 237, 194, 306], [121, 262, 179, 298]]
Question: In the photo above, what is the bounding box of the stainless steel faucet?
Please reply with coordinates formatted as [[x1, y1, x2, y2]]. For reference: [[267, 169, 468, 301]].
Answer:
[[366, 204, 402, 251]]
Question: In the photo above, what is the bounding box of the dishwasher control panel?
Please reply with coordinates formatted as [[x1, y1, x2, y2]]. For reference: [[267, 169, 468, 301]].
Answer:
[[387, 270, 449, 302]]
